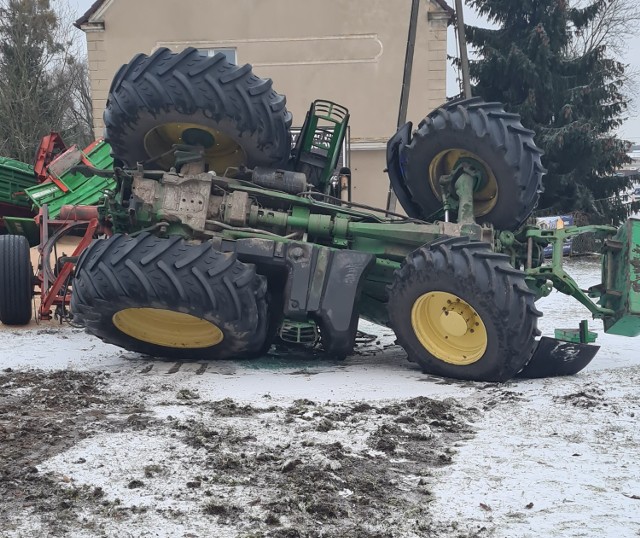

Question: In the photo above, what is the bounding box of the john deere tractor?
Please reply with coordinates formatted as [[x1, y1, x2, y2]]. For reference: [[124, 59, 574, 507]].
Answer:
[[2, 48, 639, 382]]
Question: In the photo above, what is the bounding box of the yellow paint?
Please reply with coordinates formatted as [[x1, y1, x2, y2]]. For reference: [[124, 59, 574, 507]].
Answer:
[[411, 291, 487, 365], [428, 149, 498, 217], [144, 122, 246, 175], [113, 308, 223, 348]]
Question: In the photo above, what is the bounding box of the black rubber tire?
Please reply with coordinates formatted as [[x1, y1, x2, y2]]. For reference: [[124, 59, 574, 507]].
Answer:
[[0, 235, 33, 325], [104, 47, 293, 172], [401, 97, 544, 231], [71, 233, 268, 360], [387, 236, 541, 382]]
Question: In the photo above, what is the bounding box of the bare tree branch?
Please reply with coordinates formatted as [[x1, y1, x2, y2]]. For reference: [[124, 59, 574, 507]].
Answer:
[[0, 0, 93, 162], [570, 0, 640, 57]]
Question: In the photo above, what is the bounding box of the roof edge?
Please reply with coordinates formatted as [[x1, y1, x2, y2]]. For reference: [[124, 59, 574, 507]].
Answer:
[[74, 0, 455, 31], [74, 0, 108, 29], [430, 0, 455, 16]]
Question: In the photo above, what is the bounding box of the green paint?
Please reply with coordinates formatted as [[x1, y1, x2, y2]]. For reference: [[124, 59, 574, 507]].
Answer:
[[454, 172, 476, 224], [3, 217, 40, 246], [601, 218, 640, 336], [0, 157, 36, 207], [555, 320, 597, 344], [525, 224, 618, 317], [25, 140, 114, 218], [292, 100, 349, 192]]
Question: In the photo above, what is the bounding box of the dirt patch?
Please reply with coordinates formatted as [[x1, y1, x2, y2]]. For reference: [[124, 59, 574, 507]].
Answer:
[[555, 384, 606, 409], [0, 369, 108, 477], [167, 396, 476, 536], [0, 361, 480, 537], [0, 369, 147, 535]]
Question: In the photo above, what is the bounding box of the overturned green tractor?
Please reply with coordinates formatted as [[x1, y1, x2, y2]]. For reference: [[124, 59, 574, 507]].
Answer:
[[2, 48, 639, 382]]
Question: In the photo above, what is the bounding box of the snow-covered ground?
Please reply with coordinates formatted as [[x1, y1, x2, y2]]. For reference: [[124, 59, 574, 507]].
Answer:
[[1, 257, 640, 537]]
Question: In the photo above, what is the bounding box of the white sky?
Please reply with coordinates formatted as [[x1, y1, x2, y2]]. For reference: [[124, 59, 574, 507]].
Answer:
[[70, 0, 640, 142]]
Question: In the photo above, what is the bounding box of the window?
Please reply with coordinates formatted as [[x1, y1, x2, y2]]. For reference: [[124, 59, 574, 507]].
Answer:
[[198, 48, 237, 65]]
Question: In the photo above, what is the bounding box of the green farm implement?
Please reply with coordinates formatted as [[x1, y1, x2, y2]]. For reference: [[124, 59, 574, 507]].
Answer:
[[1, 48, 639, 382], [0, 157, 37, 233]]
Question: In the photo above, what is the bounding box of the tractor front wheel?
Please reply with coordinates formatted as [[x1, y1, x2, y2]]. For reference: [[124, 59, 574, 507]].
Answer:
[[400, 98, 544, 231], [71, 234, 268, 360], [0, 235, 33, 325], [387, 236, 541, 382]]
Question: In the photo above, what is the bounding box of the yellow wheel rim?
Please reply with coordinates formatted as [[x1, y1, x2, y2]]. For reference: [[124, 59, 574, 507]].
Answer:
[[144, 122, 246, 175], [428, 149, 499, 217], [411, 291, 487, 365], [113, 308, 223, 348]]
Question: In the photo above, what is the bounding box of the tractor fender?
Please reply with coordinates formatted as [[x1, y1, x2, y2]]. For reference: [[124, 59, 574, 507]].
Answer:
[[211, 237, 376, 358]]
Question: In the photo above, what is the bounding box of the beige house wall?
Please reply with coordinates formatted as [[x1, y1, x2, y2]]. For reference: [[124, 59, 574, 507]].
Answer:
[[82, 0, 449, 209]]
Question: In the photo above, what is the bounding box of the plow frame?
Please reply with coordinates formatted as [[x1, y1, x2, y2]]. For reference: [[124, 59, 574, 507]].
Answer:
[[34, 205, 104, 322]]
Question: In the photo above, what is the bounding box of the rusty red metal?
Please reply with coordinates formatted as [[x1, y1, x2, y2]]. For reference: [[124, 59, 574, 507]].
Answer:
[[58, 205, 100, 221], [33, 133, 68, 190], [18, 132, 116, 320], [35, 205, 110, 321]]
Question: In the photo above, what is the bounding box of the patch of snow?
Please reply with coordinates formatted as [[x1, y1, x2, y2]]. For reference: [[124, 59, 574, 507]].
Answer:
[[429, 367, 640, 537]]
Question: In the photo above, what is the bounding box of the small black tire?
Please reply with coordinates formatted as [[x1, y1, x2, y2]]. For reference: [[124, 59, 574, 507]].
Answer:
[[0, 235, 33, 325], [71, 233, 268, 360], [104, 47, 293, 174], [387, 236, 541, 382], [401, 97, 544, 231]]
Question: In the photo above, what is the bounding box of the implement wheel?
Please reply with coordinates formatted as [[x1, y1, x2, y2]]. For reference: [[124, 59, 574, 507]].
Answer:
[[0, 235, 33, 325], [104, 47, 292, 174], [71, 234, 268, 360], [387, 237, 541, 382], [401, 98, 544, 231]]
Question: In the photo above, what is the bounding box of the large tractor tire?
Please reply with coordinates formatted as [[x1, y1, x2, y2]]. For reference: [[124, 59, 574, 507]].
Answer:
[[0, 235, 33, 325], [400, 97, 544, 231], [104, 47, 293, 175], [387, 236, 541, 382], [71, 233, 268, 360]]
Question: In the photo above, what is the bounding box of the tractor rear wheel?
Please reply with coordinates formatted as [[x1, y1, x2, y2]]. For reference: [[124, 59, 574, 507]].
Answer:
[[400, 98, 544, 231], [0, 235, 33, 325], [104, 47, 293, 175], [387, 236, 541, 382], [71, 233, 268, 360]]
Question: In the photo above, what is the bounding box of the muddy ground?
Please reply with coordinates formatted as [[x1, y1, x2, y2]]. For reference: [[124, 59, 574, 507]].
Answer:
[[1, 365, 481, 537], [2, 257, 640, 538]]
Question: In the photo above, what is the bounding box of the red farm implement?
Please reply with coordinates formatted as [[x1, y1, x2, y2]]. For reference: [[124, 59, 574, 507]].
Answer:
[[2, 134, 114, 322]]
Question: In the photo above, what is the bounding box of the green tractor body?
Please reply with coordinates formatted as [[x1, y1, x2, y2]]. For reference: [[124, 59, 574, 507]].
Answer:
[[2, 47, 639, 382], [599, 218, 640, 336]]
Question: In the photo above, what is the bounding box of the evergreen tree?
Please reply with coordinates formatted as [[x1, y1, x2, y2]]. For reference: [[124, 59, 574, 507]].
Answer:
[[464, 0, 632, 224]]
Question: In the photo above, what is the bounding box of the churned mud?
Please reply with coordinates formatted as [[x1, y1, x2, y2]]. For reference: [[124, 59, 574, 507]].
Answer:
[[1, 367, 477, 537], [0, 369, 125, 534]]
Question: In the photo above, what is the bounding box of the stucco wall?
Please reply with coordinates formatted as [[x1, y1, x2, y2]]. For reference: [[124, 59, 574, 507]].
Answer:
[[83, 0, 449, 208]]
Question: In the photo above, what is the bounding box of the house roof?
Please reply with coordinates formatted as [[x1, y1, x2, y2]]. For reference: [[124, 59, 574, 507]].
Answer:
[[431, 0, 455, 16], [74, 0, 107, 28], [75, 0, 455, 29]]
